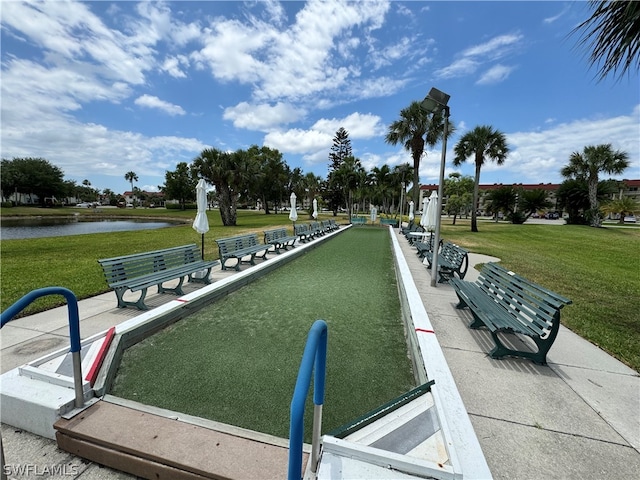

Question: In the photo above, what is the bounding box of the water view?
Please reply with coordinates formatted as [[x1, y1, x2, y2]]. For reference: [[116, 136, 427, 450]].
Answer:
[[0, 218, 177, 240]]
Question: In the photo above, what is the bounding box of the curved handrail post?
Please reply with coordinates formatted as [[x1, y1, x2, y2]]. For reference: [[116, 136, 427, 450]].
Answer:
[[288, 319, 328, 480], [1, 287, 84, 408]]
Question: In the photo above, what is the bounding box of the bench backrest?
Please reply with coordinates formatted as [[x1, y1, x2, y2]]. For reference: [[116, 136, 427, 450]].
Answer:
[[295, 224, 310, 235], [441, 242, 468, 265], [216, 233, 260, 255], [264, 228, 288, 243], [477, 262, 572, 335], [98, 244, 201, 284]]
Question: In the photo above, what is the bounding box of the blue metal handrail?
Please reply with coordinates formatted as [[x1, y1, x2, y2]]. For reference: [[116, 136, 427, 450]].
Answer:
[[288, 319, 328, 480], [1, 287, 84, 408]]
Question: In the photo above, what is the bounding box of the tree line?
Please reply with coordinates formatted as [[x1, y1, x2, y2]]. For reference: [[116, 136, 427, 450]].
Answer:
[[2, 132, 632, 230]]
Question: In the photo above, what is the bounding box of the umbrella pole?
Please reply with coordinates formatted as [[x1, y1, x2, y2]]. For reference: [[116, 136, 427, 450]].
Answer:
[[201, 233, 205, 259]]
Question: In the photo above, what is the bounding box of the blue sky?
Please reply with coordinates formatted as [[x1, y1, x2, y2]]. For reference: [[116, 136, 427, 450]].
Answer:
[[1, 0, 638, 195]]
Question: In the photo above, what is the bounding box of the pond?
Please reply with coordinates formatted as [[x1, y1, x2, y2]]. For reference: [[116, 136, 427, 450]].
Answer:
[[0, 217, 178, 240]]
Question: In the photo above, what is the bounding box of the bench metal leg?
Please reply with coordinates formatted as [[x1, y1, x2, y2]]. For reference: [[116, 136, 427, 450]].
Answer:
[[114, 287, 149, 310], [157, 276, 185, 296], [487, 314, 560, 365], [438, 268, 454, 283], [457, 254, 469, 279], [188, 267, 213, 284], [220, 256, 238, 271], [488, 331, 550, 365]]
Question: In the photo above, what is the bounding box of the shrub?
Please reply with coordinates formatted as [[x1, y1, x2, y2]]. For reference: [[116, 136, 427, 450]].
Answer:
[[509, 211, 527, 224], [166, 203, 197, 210]]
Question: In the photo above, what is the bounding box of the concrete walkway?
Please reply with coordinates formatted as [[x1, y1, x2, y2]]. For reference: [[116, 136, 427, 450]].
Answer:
[[2, 229, 639, 479]]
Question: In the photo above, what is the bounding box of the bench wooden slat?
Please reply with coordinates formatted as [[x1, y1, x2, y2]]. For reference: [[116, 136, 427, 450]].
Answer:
[[294, 224, 314, 243], [215, 233, 269, 271], [98, 244, 219, 310], [263, 228, 297, 253], [450, 263, 571, 365], [425, 241, 468, 283]]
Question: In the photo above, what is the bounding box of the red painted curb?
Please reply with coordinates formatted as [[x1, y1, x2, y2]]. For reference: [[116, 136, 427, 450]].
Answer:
[[85, 326, 116, 386]]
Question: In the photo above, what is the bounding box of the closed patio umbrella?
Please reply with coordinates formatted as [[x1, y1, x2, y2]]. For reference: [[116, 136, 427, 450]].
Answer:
[[408, 201, 415, 222], [370, 205, 377, 224], [289, 192, 298, 226], [192, 179, 209, 259], [312, 198, 318, 219], [425, 191, 438, 232], [420, 196, 429, 227]]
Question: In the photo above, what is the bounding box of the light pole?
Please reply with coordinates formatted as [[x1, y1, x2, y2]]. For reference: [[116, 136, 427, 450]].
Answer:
[[420, 87, 450, 287], [399, 181, 405, 233]]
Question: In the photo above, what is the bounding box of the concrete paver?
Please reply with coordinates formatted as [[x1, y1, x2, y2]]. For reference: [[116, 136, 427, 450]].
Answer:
[[397, 233, 640, 479], [2, 228, 639, 479]]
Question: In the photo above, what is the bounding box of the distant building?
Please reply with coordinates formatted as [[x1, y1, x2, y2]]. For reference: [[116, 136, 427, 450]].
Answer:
[[419, 179, 640, 216], [122, 191, 166, 207]]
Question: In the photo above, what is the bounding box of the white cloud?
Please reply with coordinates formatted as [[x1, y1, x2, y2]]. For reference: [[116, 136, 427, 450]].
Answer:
[[543, 5, 571, 25], [462, 33, 523, 59], [223, 102, 305, 131], [476, 64, 515, 85], [193, 0, 391, 102], [435, 33, 522, 81], [504, 109, 640, 182], [444, 107, 640, 184], [134, 95, 186, 116], [161, 55, 189, 78], [0, 0, 162, 88], [435, 57, 479, 79], [311, 112, 386, 138], [264, 128, 332, 155], [263, 112, 386, 166]]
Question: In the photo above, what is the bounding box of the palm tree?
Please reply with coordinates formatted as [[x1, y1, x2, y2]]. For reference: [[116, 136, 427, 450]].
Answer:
[[124, 171, 138, 207], [560, 144, 630, 227], [571, 1, 640, 81], [303, 172, 323, 218], [601, 196, 639, 223], [385, 101, 452, 207], [453, 125, 509, 232], [334, 156, 364, 221]]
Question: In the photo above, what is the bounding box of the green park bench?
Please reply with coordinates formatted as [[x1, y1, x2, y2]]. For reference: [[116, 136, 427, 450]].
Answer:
[[424, 241, 469, 283], [403, 223, 424, 244], [450, 263, 572, 365], [414, 234, 440, 259], [328, 219, 340, 231], [263, 227, 297, 254], [310, 221, 324, 237], [351, 216, 367, 225], [294, 223, 314, 243], [98, 244, 219, 310], [380, 218, 399, 227], [215, 233, 270, 271]]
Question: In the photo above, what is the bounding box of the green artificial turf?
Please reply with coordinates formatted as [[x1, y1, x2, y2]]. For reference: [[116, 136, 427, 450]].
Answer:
[[110, 227, 415, 441], [2, 208, 638, 371]]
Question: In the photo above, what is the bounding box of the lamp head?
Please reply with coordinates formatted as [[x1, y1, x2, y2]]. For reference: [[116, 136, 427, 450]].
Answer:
[[420, 87, 450, 113]]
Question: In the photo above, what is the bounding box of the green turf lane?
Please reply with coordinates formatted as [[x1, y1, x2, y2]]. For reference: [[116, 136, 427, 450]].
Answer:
[[110, 227, 415, 441]]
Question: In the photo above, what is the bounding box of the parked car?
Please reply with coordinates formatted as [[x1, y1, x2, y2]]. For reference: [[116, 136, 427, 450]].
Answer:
[[76, 202, 93, 208], [623, 215, 637, 223]]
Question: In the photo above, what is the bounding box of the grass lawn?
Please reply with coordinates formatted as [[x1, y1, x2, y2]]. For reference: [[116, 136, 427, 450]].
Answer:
[[1, 207, 638, 371], [109, 227, 415, 441], [442, 218, 640, 370]]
